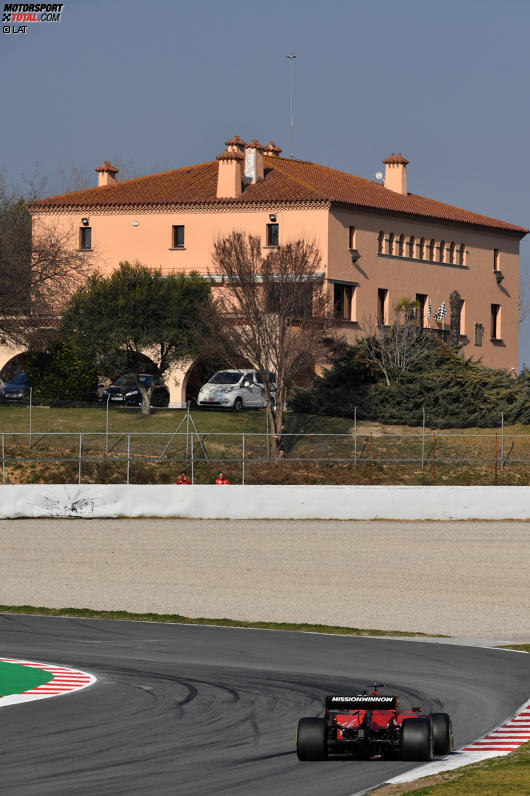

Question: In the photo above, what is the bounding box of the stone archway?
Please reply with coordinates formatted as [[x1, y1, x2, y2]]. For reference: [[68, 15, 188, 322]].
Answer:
[[0, 346, 29, 383]]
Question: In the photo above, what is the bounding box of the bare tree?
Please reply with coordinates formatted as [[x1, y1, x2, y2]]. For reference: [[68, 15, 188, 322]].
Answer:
[[359, 299, 433, 387], [204, 233, 333, 456], [0, 176, 94, 349]]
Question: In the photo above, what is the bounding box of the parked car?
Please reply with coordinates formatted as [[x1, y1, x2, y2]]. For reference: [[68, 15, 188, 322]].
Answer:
[[0, 373, 29, 401], [101, 375, 170, 407], [197, 369, 275, 410]]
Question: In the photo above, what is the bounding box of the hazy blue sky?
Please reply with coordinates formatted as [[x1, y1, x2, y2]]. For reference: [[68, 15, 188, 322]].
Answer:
[[2, 0, 529, 365]]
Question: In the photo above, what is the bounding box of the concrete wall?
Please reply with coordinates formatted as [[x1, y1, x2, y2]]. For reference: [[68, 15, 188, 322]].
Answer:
[[0, 484, 528, 520]]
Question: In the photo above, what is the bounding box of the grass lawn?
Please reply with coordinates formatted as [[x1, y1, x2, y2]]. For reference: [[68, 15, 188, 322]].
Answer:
[[384, 741, 530, 795], [0, 660, 53, 696]]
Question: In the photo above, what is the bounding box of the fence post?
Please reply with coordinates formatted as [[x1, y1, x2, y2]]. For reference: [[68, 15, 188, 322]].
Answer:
[[421, 406, 425, 468], [2, 432, 5, 484], [242, 434, 245, 485], [354, 406, 357, 466], [191, 436, 194, 484], [78, 433, 82, 485], [105, 394, 110, 454], [266, 410, 270, 459], [494, 433, 498, 486], [501, 411, 504, 469], [432, 432, 436, 486], [369, 432, 373, 485], [306, 434, 311, 484], [29, 386, 33, 448], [126, 433, 130, 485]]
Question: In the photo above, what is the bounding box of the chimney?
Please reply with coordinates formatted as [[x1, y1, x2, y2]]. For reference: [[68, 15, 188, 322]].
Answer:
[[383, 153, 409, 194], [225, 135, 247, 155], [264, 141, 282, 158], [244, 139, 265, 184], [216, 149, 244, 199], [95, 160, 119, 187]]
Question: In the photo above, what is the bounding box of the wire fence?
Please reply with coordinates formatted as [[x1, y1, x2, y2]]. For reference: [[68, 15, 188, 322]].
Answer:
[[1, 428, 529, 486]]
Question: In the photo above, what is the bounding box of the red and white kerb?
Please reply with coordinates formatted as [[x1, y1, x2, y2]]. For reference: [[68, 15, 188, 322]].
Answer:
[[463, 699, 530, 753], [0, 656, 96, 706]]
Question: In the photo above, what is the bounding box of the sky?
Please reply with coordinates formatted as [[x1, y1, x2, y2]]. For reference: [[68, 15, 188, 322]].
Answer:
[[2, 0, 529, 366]]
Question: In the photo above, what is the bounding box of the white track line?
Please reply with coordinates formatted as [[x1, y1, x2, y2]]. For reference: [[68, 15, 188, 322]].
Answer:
[[0, 657, 96, 707]]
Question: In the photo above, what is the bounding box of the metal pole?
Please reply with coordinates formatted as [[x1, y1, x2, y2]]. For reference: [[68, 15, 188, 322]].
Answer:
[[421, 406, 425, 468], [501, 411, 504, 469], [494, 433, 498, 485], [306, 434, 310, 484], [126, 433, 130, 485], [432, 432, 436, 486], [2, 432, 5, 484], [287, 54, 296, 158], [369, 432, 373, 485], [191, 435, 194, 484], [354, 406, 357, 466], [29, 386, 33, 448], [242, 434, 245, 485], [78, 432, 82, 485], [266, 410, 270, 459], [105, 394, 110, 454], [186, 403, 190, 459]]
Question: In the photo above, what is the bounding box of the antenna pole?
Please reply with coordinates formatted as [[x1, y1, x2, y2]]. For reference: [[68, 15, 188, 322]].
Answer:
[[287, 54, 296, 158]]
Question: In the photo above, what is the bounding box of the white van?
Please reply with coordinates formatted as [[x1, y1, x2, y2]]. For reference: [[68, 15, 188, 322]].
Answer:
[[197, 369, 276, 410]]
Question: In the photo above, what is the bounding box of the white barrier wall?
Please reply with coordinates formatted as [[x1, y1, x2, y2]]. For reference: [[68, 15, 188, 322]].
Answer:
[[0, 484, 529, 520]]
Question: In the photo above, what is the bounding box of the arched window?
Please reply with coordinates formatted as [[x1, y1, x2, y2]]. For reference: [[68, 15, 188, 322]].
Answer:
[[439, 240, 445, 263], [449, 242, 455, 264], [378, 231, 384, 254], [418, 238, 425, 259], [428, 239, 435, 260], [408, 235, 415, 258], [388, 232, 394, 256], [397, 234, 404, 257], [459, 243, 466, 266]]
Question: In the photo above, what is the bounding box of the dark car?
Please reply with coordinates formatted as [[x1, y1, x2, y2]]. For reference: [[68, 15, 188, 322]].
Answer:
[[101, 374, 170, 407], [0, 373, 30, 401], [296, 684, 453, 762]]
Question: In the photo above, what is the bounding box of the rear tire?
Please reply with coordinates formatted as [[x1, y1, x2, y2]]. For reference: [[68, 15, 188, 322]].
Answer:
[[401, 717, 433, 761], [296, 717, 328, 761], [430, 713, 453, 755], [233, 397, 243, 411]]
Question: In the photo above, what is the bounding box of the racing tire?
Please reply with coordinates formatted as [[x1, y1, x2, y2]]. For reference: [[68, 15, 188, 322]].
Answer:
[[401, 717, 433, 761], [296, 717, 328, 761], [430, 713, 453, 755], [233, 397, 243, 411]]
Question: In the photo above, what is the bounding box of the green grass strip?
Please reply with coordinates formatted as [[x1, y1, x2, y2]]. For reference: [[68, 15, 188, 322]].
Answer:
[[0, 660, 53, 697], [496, 643, 530, 653], [0, 605, 446, 637], [398, 740, 530, 794]]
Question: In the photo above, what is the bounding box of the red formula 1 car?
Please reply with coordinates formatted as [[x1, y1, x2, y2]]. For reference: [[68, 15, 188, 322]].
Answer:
[[296, 684, 453, 762]]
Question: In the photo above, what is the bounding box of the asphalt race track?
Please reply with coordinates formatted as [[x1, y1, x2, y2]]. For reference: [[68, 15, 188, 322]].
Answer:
[[1, 614, 528, 796]]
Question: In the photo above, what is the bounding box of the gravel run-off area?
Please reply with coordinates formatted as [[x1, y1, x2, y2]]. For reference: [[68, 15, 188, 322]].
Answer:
[[1, 519, 528, 640]]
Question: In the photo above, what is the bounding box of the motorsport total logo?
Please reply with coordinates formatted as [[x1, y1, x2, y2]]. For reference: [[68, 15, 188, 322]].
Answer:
[[3, 3, 63, 35]]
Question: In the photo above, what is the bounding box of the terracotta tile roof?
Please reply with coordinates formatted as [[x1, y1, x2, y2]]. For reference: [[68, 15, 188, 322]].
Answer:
[[216, 150, 244, 162], [29, 156, 528, 234]]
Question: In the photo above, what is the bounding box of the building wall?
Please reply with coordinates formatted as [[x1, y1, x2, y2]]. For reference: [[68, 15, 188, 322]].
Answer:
[[32, 198, 520, 385], [328, 207, 520, 372]]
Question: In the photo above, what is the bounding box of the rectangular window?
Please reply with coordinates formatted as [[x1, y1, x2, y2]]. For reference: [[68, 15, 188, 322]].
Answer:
[[266, 223, 279, 246], [172, 225, 185, 248], [415, 293, 427, 329], [79, 227, 92, 250], [349, 226, 356, 249], [459, 299, 466, 336], [377, 288, 389, 326], [334, 283, 356, 321], [493, 249, 500, 271], [491, 304, 501, 339]]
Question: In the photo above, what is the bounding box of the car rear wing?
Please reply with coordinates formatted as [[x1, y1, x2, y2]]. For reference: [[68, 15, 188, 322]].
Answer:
[[325, 696, 398, 711]]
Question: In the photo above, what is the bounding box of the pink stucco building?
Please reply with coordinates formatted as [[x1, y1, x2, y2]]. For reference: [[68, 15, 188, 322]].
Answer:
[[13, 136, 528, 404]]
